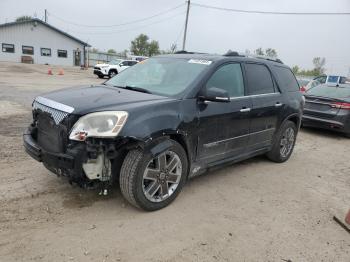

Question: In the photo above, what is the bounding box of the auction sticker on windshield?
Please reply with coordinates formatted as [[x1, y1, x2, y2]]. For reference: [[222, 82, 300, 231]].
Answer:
[[188, 59, 212, 65]]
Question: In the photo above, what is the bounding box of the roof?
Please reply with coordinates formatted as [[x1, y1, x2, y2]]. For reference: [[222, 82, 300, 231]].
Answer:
[[0, 18, 90, 47]]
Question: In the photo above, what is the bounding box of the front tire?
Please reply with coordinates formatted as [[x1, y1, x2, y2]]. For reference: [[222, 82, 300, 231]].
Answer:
[[108, 70, 118, 78], [267, 120, 297, 163], [119, 140, 188, 211]]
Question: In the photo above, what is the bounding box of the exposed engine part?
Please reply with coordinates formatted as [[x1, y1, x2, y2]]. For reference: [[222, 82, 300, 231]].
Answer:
[[82, 153, 111, 182]]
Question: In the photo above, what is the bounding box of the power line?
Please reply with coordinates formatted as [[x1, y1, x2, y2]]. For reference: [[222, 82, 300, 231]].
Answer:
[[62, 11, 186, 35], [48, 3, 185, 28], [191, 2, 350, 15]]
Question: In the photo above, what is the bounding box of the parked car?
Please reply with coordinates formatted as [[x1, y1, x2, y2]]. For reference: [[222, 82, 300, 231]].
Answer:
[[93, 59, 138, 78], [23, 53, 303, 211], [302, 83, 350, 137], [297, 78, 312, 92], [303, 75, 348, 92]]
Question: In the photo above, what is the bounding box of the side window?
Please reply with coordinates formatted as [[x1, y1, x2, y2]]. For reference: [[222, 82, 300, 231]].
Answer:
[[273, 66, 299, 92], [319, 76, 326, 84], [245, 63, 275, 95], [206, 63, 244, 97]]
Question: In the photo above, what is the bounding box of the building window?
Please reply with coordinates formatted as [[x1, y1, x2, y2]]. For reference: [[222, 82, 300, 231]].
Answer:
[[41, 48, 51, 56], [22, 46, 34, 55], [57, 49, 67, 58], [2, 43, 15, 53]]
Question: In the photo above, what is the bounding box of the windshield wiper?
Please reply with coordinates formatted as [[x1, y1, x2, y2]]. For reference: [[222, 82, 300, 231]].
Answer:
[[123, 85, 152, 94]]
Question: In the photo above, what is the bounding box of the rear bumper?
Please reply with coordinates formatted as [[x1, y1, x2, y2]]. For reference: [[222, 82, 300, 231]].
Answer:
[[302, 114, 349, 134]]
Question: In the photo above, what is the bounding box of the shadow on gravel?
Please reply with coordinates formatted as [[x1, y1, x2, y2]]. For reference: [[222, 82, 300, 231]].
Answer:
[[301, 126, 348, 140], [62, 187, 121, 209]]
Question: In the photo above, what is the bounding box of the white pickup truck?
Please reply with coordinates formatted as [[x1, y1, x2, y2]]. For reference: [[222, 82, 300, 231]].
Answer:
[[93, 59, 138, 78]]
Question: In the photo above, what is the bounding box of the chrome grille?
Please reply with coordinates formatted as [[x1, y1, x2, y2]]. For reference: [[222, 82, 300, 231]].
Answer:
[[33, 101, 68, 125]]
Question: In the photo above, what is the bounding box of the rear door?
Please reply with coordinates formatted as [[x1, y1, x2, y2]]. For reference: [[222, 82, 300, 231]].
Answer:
[[243, 63, 283, 151], [197, 63, 252, 163]]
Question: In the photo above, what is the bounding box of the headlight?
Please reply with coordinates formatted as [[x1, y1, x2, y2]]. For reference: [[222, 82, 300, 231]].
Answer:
[[69, 111, 128, 141]]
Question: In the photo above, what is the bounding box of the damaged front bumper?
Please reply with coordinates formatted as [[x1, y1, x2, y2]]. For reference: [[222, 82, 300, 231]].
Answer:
[[23, 128, 89, 184]]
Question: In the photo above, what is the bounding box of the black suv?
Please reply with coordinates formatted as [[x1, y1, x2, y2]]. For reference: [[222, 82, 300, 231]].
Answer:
[[23, 53, 303, 211]]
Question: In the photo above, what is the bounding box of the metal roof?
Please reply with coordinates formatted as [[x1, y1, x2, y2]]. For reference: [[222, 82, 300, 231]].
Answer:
[[0, 18, 90, 47]]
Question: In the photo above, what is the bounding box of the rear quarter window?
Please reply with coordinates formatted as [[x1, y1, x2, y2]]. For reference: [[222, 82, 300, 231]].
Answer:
[[273, 66, 299, 92], [245, 63, 275, 95]]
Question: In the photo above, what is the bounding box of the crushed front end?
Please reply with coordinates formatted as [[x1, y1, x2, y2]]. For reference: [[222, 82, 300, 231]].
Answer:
[[23, 97, 126, 190]]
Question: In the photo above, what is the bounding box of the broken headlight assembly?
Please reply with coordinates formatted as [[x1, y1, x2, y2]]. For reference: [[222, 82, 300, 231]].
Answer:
[[69, 111, 128, 141]]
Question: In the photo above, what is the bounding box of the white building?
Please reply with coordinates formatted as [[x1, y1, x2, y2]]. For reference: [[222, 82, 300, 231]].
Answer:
[[0, 18, 90, 66]]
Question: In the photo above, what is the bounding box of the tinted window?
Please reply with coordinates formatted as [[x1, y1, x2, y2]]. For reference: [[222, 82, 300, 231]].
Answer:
[[245, 63, 274, 95], [274, 66, 299, 91], [206, 63, 244, 97]]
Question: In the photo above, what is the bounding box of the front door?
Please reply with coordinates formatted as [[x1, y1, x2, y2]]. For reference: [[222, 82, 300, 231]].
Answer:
[[243, 63, 283, 151], [74, 50, 81, 66], [197, 63, 252, 163]]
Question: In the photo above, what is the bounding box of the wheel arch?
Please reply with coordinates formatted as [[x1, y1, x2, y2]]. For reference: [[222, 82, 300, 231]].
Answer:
[[284, 113, 301, 129], [108, 68, 118, 74]]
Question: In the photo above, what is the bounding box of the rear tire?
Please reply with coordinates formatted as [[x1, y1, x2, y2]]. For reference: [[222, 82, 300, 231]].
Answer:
[[119, 139, 188, 211], [267, 120, 297, 163]]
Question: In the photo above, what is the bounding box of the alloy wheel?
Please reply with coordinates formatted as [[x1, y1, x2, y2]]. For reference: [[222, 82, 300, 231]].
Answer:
[[142, 150, 182, 202], [280, 127, 295, 158]]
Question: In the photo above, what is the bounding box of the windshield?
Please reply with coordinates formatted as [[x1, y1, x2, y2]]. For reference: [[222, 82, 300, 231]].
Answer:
[[109, 59, 123, 65], [306, 84, 350, 100], [104, 57, 210, 96]]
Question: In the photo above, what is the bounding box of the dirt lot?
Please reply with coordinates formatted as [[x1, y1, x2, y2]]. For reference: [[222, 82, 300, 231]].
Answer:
[[0, 62, 349, 262]]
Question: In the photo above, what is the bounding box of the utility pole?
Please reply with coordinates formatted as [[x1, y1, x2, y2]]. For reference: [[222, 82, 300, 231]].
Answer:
[[45, 9, 47, 23], [182, 0, 190, 51]]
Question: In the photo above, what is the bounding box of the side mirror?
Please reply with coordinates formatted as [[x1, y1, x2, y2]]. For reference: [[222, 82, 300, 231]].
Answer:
[[199, 87, 230, 103]]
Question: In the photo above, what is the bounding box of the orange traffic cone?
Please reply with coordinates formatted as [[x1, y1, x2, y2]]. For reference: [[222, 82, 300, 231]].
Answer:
[[58, 68, 64, 75], [345, 209, 350, 225], [48, 68, 53, 75]]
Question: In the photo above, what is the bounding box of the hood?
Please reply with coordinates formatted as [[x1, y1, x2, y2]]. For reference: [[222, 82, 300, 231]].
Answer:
[[37, 85, 172, 115]]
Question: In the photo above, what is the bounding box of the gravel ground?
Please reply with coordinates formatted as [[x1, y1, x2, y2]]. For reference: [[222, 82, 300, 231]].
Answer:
[[0, 62, 349, 262]]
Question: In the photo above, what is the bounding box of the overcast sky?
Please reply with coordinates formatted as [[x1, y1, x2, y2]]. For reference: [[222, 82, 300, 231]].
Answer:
[[1, 0, 350, 75]]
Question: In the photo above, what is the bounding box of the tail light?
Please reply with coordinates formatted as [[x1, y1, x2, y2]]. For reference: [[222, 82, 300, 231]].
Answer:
[[331, 102, 350, 110], [300, 86, 306, 93]]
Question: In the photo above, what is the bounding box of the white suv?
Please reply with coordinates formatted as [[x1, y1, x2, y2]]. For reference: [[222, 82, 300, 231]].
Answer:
[[93, 59, 138, 78]]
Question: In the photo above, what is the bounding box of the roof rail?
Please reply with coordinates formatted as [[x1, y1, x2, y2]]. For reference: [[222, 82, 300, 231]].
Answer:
[[174, 50, 208, 55], [223, 51, 283, 64], [224, 51, 241, 57], [247, 54, 283, 64]]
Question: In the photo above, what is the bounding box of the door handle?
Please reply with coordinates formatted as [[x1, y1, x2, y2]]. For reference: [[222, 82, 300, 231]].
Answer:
[[275, 102, 283, 107], [240, 108, 251, 113]]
